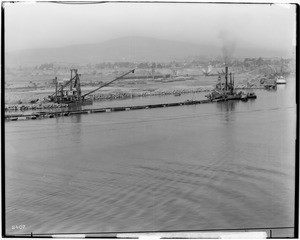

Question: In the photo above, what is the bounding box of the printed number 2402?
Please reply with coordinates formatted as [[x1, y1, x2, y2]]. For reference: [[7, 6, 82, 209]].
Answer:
[[12, 225, 26, 230]]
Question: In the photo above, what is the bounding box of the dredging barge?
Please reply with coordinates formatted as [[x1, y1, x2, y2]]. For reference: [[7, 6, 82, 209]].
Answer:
[[46, 68, 135, 106], [205, 66, 256, 102], [5, 67, 257, 121]]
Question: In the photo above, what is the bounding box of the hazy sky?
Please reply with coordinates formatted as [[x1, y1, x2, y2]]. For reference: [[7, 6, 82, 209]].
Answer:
[[4, 1, 296, 53]]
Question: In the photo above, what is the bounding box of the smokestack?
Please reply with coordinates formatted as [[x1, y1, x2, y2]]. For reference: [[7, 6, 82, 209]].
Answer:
[[230, 72, 232, 94], [225, 66, 228, 91], [151, 63, 155, 80], [70, 69, 73, 91], [55, 77, 58, 101]]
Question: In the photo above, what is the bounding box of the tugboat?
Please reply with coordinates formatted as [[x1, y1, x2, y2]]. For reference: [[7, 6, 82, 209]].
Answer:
[[276, 59, 287, 84], [205, 66, 256, 102], [276, 75, 287, 84]]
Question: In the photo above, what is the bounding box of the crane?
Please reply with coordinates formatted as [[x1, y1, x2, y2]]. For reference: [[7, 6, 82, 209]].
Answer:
[[48, 69, 135, 106], [81, 69, 135, 99]]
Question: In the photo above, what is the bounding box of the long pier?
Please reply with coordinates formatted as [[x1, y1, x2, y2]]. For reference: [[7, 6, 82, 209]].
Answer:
[[5, 96, 256, 122]]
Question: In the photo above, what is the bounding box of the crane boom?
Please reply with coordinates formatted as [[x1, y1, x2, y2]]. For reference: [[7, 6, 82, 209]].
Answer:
[[82, 69, 135, 98]]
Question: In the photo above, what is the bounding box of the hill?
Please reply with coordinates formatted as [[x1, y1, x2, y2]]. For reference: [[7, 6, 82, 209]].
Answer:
[[5, 36, 292, 67], [5, 37, 218, 67]]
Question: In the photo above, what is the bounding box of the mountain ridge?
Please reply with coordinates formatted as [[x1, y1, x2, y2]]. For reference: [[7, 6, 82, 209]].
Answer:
[[5, 36, 290, 67]]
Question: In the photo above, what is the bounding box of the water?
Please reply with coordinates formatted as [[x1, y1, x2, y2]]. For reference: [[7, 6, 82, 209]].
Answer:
[[5, 79, 296, 236]]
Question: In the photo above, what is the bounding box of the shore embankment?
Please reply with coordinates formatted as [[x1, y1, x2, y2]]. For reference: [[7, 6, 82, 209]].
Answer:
[[4, 72, 265, 111]]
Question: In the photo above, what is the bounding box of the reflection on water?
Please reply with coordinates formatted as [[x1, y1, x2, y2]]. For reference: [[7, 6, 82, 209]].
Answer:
[[277, 84, 287, 91], [216, 101, 237, 123], [216, 100, 237, 112], [5, 78, 296, 236], [70, 113, 82, 123]]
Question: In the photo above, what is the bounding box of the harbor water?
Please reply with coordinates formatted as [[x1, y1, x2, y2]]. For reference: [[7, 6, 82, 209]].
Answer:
[[5, 78, 296, 236]]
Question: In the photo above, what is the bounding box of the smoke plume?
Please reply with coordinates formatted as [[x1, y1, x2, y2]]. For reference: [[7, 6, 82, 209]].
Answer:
[[218, 30, 236, 65]]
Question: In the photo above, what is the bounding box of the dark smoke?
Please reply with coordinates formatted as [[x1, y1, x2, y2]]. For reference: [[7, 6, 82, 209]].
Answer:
[[218, 30, 236, 65]]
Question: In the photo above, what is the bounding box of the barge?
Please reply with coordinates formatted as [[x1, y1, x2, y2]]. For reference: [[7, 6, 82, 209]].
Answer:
[[5, 67, 257, 122], [205, 66, 257, 102], [46, 69, 135, 106]]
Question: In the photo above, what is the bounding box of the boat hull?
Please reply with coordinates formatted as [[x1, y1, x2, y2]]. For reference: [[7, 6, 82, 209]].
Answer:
[[54, 99, 93, 106], [276, 77, 286, 84], [276, 81, 286, 84], [67, 99, 93, 107]]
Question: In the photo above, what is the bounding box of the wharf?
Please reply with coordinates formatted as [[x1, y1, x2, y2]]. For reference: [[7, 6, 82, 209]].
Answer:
[[5, 96, 256, 122]]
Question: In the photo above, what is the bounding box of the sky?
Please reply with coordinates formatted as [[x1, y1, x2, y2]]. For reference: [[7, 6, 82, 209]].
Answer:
[[4, 1, 296, 54]]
